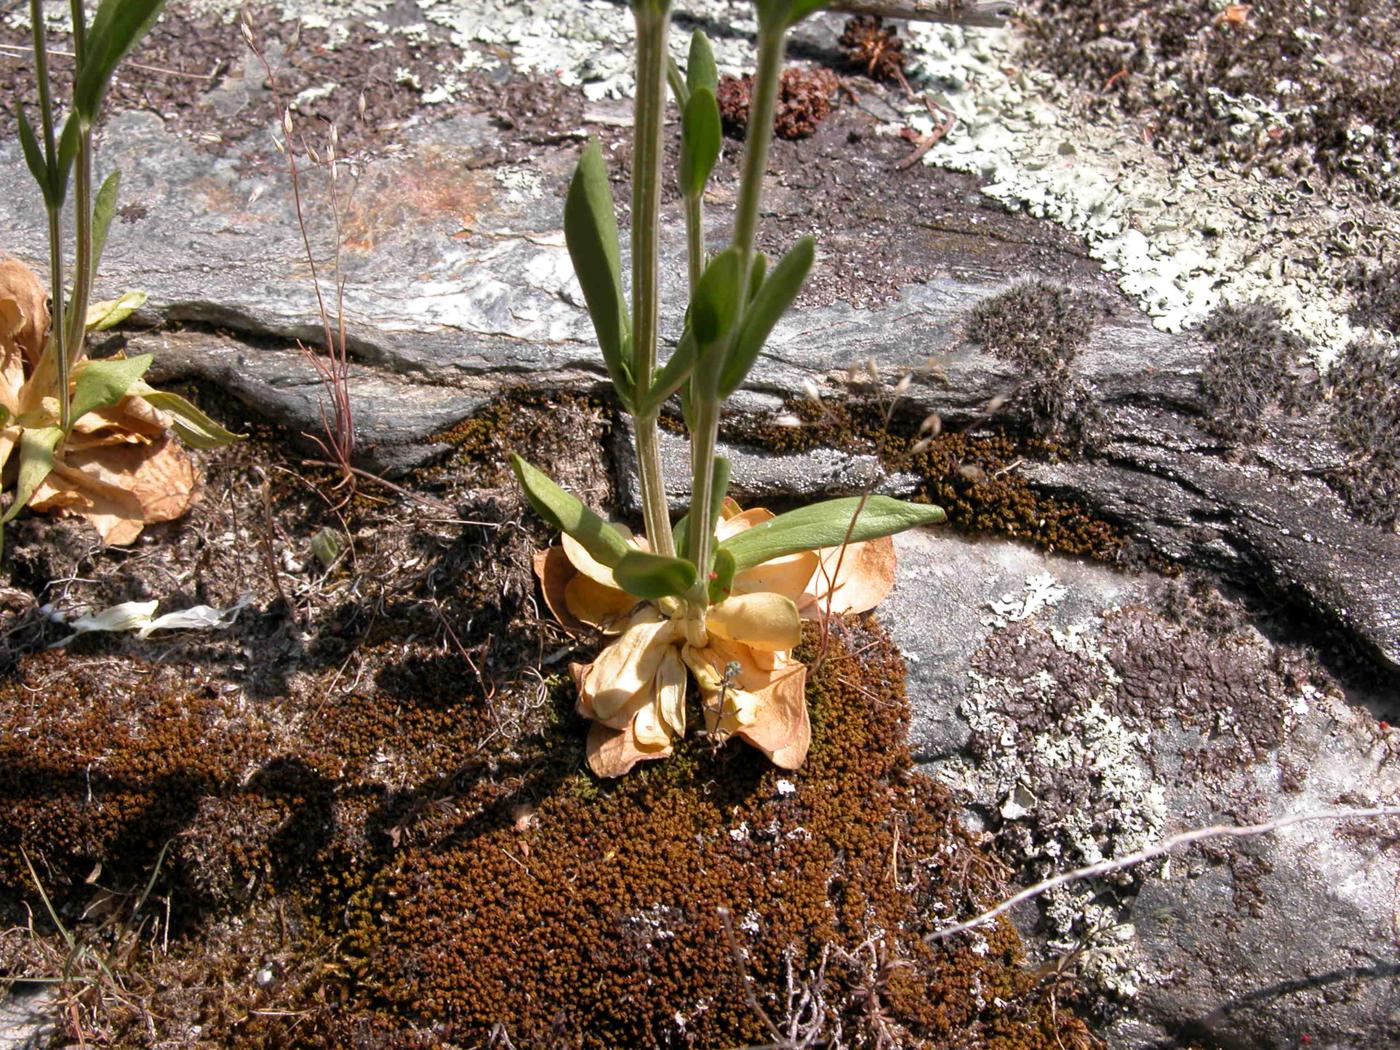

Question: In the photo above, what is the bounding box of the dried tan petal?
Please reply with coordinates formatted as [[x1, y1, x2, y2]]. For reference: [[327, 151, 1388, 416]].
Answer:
[[31, 435, 196, 544], [707, 592, 802, 652], [632, 699, 670, 749], [71, 396, 168, 439], [560, 525, 645, 590], [0, 424, 19, 477], [564, 573, 635, 634], [731, 549, 819, 603], [800, 535, 896, 618], [714, 506, 773, 543], [535, 547, 594, 635], [0, 257, 49, 364], [655, 646, 687, 738], [579, 609, 682, 725], [585, 720, 671, 778], [569, 660, 595, 719], [533, 545, 634, 634], [735, 662, 809, 769]]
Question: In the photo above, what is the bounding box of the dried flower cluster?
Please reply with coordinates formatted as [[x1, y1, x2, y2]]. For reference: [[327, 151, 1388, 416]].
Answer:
[[839, 15, 907, 83], [717, 65, 841, 140], [536, 499, 897, 776]]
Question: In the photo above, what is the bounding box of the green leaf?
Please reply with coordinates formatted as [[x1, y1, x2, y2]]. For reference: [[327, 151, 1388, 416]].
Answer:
[[666, 55, 688, 107], [638, 329, 698, 415], [720, 495, 946, 572], [85, 290, 145, 332], [717, 236, 813, 399], [686, 30, 718, 97], [67, 353, 152, 428], [704, 454, 731, 550], [565, 140, 633, 406], [91, 170, 122, 280], [74, 0, 167, 120], [679, 87, 722, 199], [16, 109, 54, 207], [56, 114, 79, 202], [691, 246, 744, 349], [748, 251, 768, 303], [2, 426, 63, 526], [510, 453, 630, 569], [130, 383, 244, 448], [754, 0, 829, 30], [709, 547, 736, 603], [613, 549, 697, 601]]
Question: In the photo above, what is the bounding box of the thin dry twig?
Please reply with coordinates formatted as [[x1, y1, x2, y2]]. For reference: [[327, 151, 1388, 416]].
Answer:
[[927, 806, 1400, 942]]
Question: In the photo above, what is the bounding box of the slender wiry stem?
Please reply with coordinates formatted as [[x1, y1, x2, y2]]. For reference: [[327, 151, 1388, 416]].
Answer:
[[927, 806, 1400, 942], [687, 22, 788, 601], [30, 0, 70, 429], [629, 1, 676, 556]]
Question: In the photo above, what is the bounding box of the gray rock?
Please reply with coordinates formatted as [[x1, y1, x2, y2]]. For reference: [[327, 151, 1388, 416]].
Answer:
[[4, 99, 1393, 676], [889, 530, 1400, 1050], [0, 987, 53, 1050]]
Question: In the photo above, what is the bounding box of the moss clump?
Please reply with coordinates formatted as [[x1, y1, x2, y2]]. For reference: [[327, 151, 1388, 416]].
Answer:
[[1326, 335, 1400, 527], [965, 281, 1106, 449], [725, 397, 1128, 563], [1348, 262, 1400, 335], [0, 658, 274, 900], [345, 622, 1095, 1048], [1198, 302, 1317, 442]]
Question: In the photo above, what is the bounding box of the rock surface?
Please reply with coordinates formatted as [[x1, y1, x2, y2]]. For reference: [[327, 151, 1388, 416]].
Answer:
[[887, 530, 1400, 1050], [5, 92, 1391, 675], [0, 5, 1396, 1049]]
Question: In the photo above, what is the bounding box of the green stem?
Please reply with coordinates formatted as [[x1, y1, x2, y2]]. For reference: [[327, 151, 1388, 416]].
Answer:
[[684, 194, 705, 292], [630, 2, 675, 556], [64, 0, 92, 377], [30, 0, 70, 430], [686, 22, 788, 607], [64, 129, 93, 371], [730, 25, 786, 281], [685, 396, 719, 588]]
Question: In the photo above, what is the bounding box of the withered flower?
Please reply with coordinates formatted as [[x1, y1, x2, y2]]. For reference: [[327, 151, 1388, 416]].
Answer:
[[535, 499, 896, 778], [0, 256, 203, 544]]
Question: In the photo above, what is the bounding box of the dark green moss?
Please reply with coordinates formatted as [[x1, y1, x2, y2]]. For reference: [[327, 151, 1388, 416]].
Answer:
[[964, 281, 1107, 449], [1348, 262, 1400, 335], [1326, 335, 1400, 527], [1199, 302, 1318, 442], [725, 396, 1129, 564]]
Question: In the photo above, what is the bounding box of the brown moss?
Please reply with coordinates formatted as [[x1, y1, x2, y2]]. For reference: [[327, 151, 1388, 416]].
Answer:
[[724, 397, 1128, 563], [0, 657, 275, 899], [345, 621, 1094, 1048]]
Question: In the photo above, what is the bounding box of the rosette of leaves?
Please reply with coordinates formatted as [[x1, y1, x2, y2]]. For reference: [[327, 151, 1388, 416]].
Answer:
[[512, 2, 947, 778]]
